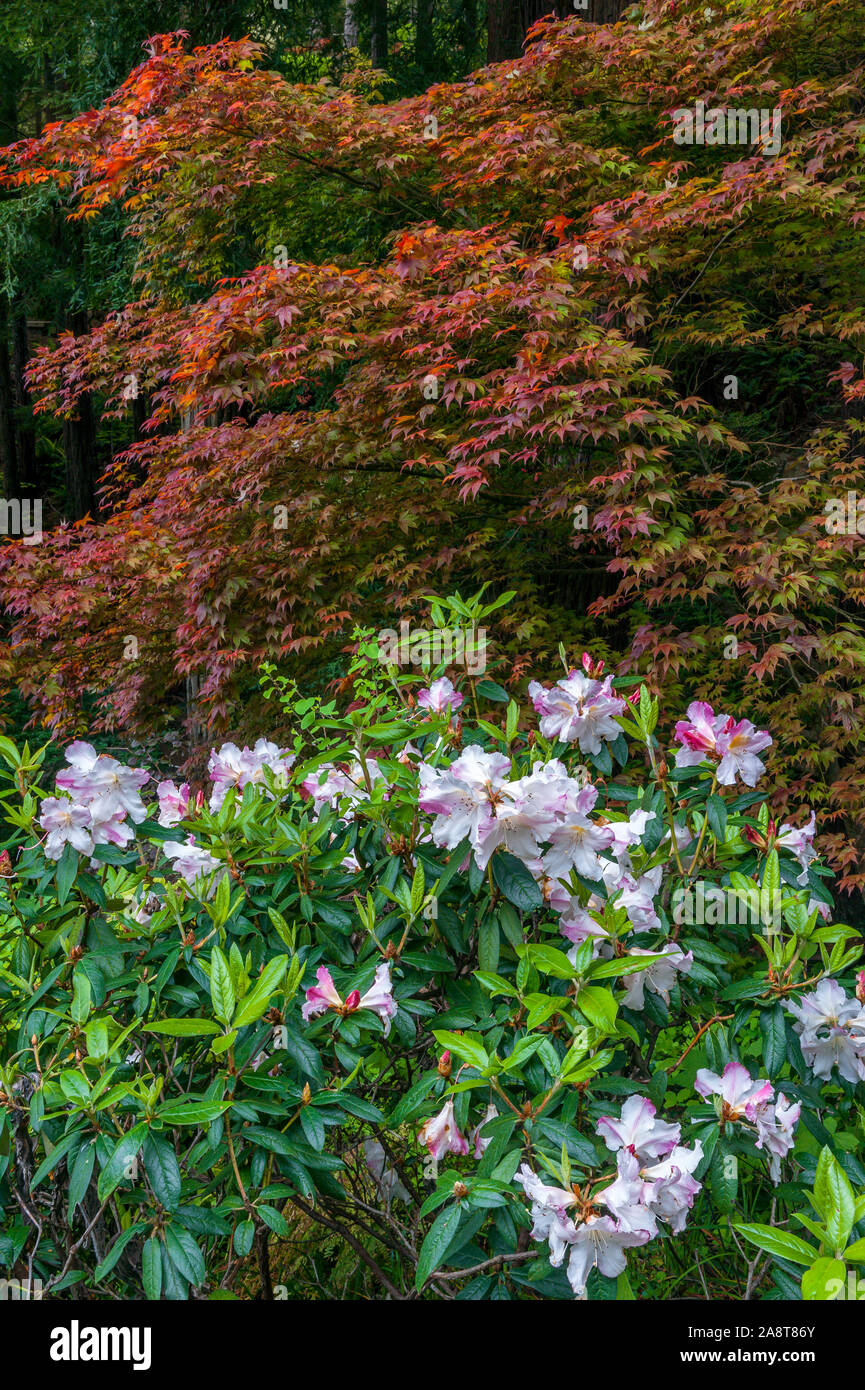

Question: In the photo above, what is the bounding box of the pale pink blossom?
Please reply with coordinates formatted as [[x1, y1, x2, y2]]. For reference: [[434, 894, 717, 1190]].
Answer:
[[55, 740, 149, 822], [416, 678, 465, 714], [418, 1099, 469, 1160], [39, 798, 94, 860], [528, 671, 625, 754], [209, 739, 295, 812], [714, 717, 772, 787], [620, 944, 692, 1010], [596, 1096, 681, 1163], [156, 779, 190, 828], [565, 1214, 651, 1297], [752, 1093, 800, 1183], [672, 701, 721, 767], [418, 747, 510, 850], [694, 1061, 774, 1118], [302, 962, 397, 1036], [776, 812, 817, 886], [162, 836, 224, 891], [471, 1103, 499, 1158]]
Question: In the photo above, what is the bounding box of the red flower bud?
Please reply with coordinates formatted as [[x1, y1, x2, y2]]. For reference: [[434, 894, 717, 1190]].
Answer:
[[857, 971, 865, 1005], [742, 825, 765, 849], [343, 989, 361, 1013], [438, 1050, 452, 1078]]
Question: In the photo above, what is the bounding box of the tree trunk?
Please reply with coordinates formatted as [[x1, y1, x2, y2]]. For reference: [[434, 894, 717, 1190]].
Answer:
[[62, 310, 96, 519], [583, 0, 624, 21], [486, 0, 624, 63], [457, 0, 479, 62], [370, 0, 388, 67], [62, 395, 96, 521], [344, 0, 360, 49], [0, 299, 17, 497], [11, 306, 36, 489], [416, 0, 436, 71]]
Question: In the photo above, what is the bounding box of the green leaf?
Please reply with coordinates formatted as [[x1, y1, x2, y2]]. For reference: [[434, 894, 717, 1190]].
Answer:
[[732, 1223, 817, 1266], [474, 971, 518, 998], [143, 1132, 182, 1211], [156, 1099, 231, 1126], [30, 1127, 84, 1191], [142, 1238, 163, 1301], [575, 985, 618, 1032], [709, 1144, 738, 1214], [416, 1204, 463, 1290], [142, 1019, 222, 1037], [590, 953, 671, 980], [762, 848, 780, 897], [71, 968, 91, 1024], [234, 1220, 255, 1257], [55, 843, 78, 907], [517, 944, 575, 979], [801, 1257, 845, 1301], [84, 1019, 109, 1060], [67, 1139, 96, 1219], [477, 915, 500, 973], [163, 1224, 205, 1288], [491, 851, 543, 911], [232, 956, 289, 1029], [706, 794, 728, 841], [94, 1223, 147, 1282], [259, 1203, 292, 1238], [97, 1122, 148, 1202], [760, 1003, 786, 1079], [209, 946, 235, 1028], [432, 1029, 489, 1072], [819, 1148, 856, 1252], [476, 680, 509, 703]]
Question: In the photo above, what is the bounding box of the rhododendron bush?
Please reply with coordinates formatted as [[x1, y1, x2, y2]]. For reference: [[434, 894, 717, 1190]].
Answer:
[[2, 618, 863, 1301], [2, 0, 865, 891]]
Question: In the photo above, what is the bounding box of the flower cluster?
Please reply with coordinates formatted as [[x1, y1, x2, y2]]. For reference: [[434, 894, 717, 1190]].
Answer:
[[528, 659, 625, 753], [208, 738, 295, 812], [417, 742, 693, 1007], [694, 1062, 800, 1182], [302, 757, 386, 816], [673, 701, 772, 787], [515, 1097, 702, 1297], [39, 741, 149, 860], [786, 978, 865, 1084]]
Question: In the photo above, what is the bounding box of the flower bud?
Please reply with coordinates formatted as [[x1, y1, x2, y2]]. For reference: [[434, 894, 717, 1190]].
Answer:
[[452, 1181, 468, 1200], [437, 1049, 452, 1078], [301, 1082, 312, 1105], [857, 971, 865, 1005], [0, 850, 12, 876], [343, 989, 361, 1013]]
